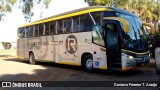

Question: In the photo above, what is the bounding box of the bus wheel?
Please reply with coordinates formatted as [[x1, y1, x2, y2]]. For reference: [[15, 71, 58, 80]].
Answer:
[[29, 53, 36, 65], [156, 64, 160, 75], [83, 54, 93, 71]]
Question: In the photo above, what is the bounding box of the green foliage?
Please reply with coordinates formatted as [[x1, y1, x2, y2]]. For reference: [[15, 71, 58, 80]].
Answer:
[[85, 0, 160, 22], [8, 0, 17, 5], [0, 0, 51, 22], [20, 0, 34, 22], [45, 0, 51, 8], [19, 0, 51, 22], [0, 0, 17, 20]]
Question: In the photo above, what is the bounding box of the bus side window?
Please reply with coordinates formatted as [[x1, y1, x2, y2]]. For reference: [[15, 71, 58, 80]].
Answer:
[[39, 24, 44, 36], [25, 27, 30, 37], [79, 15, 86, 32], [34, 25, 39, 37], [18, 28, 25, 38], [86, 14, 94, 30], [57, 20, 63, 34], [79, 14, 93, 32], [45, 22, 50, 35], [91, 12, 103, 25], [73, 16, 79, 33], [92, 25, 104, 46], [22, 28, 25, 38], [29, 26, 34, 37], [50, 21, 56, 35], [17, 28, 21, 38], [64, 18, 72, 33]]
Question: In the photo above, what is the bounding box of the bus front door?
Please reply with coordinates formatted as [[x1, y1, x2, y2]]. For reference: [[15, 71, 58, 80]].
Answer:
[[104, 20, 122, 70]]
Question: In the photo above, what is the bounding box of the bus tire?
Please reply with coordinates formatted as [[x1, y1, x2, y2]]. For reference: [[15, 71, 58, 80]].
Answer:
[[29, 53, 36, 65], [83, 54, 93, 71]]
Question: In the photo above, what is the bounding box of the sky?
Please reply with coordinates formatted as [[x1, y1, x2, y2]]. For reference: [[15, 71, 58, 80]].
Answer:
[[0, 0, 88, 42]]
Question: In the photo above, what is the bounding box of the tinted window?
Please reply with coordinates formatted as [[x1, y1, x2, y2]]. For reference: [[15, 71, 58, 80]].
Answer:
[[92, 26, 104, 46], [29, 26, 34, 37], [39, 24, 44, 36], [18, 28, 25, 38], [117, 13, 148, 51], [25, 27, 30, 37], [91, 12, 103, 25], [57, 20, 63, 34], [103, 11, 116, 17], [79, 14, 93, 32], [64, 18, 71, 33], [79, 15, 86, 32], [73, 16, 79, 32], [45, 23, 50, 35], [34, 25, 39, 36], [17, 28, 21, 38], [50, 21, 56, 34]]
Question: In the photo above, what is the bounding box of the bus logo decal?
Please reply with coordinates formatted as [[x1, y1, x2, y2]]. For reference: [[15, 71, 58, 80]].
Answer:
[[65, 35, 78, 54]]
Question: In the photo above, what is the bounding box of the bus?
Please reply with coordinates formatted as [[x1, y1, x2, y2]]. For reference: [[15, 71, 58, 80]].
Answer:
[[17, 6, 154, 71]]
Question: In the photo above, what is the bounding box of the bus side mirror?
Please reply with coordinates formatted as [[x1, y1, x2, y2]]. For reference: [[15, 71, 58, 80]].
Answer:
[[143, 22, 155, 34]]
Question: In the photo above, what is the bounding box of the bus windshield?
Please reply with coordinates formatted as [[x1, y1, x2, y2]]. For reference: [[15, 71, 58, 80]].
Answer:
[[116, 13, 148, 51]]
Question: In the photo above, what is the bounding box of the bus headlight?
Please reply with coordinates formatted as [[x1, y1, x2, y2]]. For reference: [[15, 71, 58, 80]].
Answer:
[[128, 56, 134, 61]]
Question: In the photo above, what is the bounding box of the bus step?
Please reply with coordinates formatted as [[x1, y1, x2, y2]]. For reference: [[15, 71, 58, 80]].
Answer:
[[110, 68, 121, 70], [110, 63, 121, 69]]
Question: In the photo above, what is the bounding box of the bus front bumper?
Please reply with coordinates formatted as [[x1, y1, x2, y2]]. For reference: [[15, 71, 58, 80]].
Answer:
[[122, 53, 150, 71]]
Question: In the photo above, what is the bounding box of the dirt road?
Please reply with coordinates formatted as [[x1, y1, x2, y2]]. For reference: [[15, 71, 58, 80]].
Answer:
[[0, 55, 159, 90]]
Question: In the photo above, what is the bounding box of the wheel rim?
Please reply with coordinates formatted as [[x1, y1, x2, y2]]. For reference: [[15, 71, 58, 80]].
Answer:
[[86, 59, 93, 69], [30, 54, 34, 63]]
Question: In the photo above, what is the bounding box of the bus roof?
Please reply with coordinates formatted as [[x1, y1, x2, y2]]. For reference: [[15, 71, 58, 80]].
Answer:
[[109, 7, 138, 17], [19, 6, 138, 28]]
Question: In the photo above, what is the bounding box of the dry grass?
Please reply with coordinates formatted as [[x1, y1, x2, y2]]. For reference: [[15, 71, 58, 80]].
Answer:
[[0, 48, 16, 58]]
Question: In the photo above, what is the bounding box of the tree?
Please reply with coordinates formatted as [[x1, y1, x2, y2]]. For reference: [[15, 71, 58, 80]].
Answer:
[[19, 0, 51, 22], [85, 0, 160, 23], [85, 0, 128, 6], [0, 0, 51, 22], [0, 0, 17, 20]]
